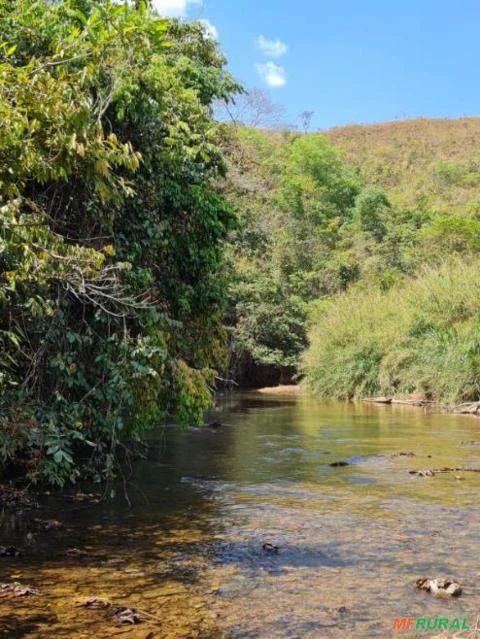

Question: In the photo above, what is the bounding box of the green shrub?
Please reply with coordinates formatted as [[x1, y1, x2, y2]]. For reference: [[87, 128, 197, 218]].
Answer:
[[303, 258, 480, 404]]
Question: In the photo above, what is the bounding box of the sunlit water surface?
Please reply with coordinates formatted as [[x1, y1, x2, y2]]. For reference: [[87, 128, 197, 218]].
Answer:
[[1, 393, 480, 638]]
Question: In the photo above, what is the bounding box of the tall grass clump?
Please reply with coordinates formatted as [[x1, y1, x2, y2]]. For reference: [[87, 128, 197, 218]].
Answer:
[[303, 258, 480, 404]]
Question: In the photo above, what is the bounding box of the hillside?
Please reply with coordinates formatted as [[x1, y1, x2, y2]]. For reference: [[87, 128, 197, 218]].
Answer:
[[325, 117, 480, 214], [298, 117, 480, 403]]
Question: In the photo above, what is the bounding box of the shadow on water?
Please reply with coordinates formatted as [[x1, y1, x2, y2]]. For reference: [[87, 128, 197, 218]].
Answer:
[[1, 392, 480, 637]]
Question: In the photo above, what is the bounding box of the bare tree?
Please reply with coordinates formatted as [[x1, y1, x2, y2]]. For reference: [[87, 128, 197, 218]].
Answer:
[[299, 110, 315, 133], [215, 87, 287, 129]]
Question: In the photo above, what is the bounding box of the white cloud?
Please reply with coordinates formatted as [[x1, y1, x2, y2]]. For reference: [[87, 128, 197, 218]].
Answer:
[[151, 0, 201, 18], [256, 61, 286, 87], [199, 18, 219, 40], [257, 35, 288, 58]]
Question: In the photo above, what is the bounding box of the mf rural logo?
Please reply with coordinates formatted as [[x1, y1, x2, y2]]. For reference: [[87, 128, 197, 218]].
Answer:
[[393, 616, 479, 635]]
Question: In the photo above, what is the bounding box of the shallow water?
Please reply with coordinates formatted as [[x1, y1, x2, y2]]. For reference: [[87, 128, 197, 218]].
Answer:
[[1, 393, 480, 638]]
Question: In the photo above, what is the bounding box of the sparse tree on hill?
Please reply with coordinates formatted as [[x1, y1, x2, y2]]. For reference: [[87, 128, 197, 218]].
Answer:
[[216, 87, 287, 129], [299, 110, 315, 133]]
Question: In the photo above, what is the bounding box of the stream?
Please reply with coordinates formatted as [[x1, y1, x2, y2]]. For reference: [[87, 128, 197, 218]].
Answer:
[[1, 392, 480, 638]]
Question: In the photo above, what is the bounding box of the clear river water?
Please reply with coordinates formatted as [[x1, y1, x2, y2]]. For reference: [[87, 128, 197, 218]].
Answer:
[[1, 391, 480, 638]]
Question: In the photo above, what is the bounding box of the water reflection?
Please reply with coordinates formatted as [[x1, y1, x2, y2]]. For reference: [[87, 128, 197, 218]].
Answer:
[[1, 393, 480, 638]]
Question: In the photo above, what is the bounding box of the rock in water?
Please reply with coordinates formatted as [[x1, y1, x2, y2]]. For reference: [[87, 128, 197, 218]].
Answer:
[[0, 583, 40, 597], [262, 543, 279, 554], [109, 607, 143, 624], [33, 518, 63, 531], [416, 577, 462, 597]]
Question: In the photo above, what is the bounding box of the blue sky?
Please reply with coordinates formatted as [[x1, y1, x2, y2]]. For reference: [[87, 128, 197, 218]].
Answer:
[[153, 0, 480, 130]]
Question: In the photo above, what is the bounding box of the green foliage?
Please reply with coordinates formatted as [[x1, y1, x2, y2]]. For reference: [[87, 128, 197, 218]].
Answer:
[[224, 120, 480, 401], [222, 127, 415, 374], [353, 187, 389, 241], [281, 135, 361, 223], [0, 0, 239, 485], [229, 265, 307, 368], [304, 259, 480, 404], [421, 215, 480, 252]]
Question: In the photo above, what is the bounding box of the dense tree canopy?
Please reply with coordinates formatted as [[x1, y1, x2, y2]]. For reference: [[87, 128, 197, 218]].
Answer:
[[221, 128, 404, 379], [0, 0, 239, 484], [220, 123, 480, 390]]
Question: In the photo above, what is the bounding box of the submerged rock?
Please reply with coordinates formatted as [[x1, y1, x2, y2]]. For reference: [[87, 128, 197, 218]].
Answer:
[[0, 486, 36, 509], [330, 461, 349, 467], [109, 606, 143, 624], [0, 582, 40, 597], [65, 547, 89, 558], [410, 466, 480, 477], [66, 492, 101, 504], [390, 452, 415, 457], [416, 578, 462, 598], [217, 577, 260, 597], [104, 557, 127, 567], [81, 597, 110, 609], [410, 469, 434, 477], [33, 518, 63, 531]]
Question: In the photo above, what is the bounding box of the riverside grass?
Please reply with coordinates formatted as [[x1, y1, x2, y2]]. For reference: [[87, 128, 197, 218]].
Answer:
[[303, 258, 480, 404]]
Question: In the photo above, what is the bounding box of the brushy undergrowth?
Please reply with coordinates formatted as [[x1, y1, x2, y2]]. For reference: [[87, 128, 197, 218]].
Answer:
[[303, 258, 480, 404]]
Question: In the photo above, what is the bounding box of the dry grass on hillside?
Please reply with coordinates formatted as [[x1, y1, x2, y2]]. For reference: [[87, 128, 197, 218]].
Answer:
[[325, 117, 480, 213]]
